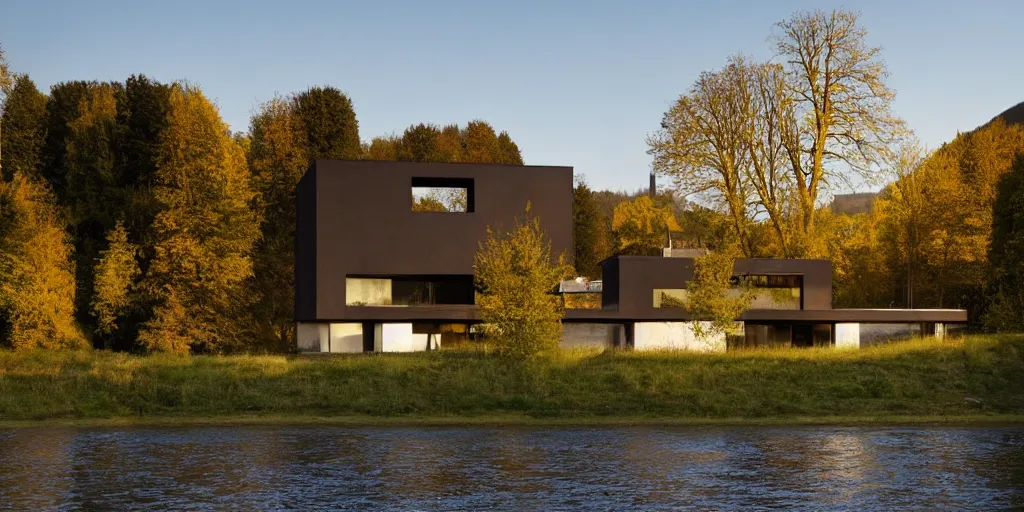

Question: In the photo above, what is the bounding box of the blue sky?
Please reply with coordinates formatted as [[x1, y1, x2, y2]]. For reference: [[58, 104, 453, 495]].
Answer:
[[2, 0, 1021, 193]]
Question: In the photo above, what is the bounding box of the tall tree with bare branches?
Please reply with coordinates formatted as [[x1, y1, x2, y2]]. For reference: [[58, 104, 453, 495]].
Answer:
[[772, 8, 906, 237], [647, 56, 758, 256]]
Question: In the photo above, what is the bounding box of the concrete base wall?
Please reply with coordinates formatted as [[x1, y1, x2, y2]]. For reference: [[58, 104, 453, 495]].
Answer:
[[560, 323, 625, 349], [633, 322, 728, 352], [835, 323, 860, 349]]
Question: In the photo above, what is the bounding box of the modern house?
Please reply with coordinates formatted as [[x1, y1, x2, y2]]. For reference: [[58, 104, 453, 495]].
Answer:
[[295, 160, 966, 353]]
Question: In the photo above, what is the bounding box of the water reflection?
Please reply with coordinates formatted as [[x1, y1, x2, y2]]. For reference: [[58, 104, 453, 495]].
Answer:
[[0, 425, 1021, 510]]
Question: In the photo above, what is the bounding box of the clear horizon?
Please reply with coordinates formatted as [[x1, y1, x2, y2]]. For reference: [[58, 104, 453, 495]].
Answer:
[[2, 0, 1021, 194]]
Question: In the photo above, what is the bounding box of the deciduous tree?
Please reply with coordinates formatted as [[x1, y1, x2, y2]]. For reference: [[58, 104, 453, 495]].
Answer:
[[474, 204, 573, 357], [0, 175, 86, 349], [685, 246, 753, 341], [0, 44, 12, 93], [138, 86, 260, 353], [773, 8, 907, 235], [648, 56, 758, 256], [91, 222, 139, 342], [496, 131, 524, 165], [115, 75, 172, 243], [461, 120, 500, 163], [247, 96, 309, 351], [397, 123, 441, 162], [363, 135, 400, 160], [434, 124, 463, 163], [292, 86, 360, 161], [611, 195, 681, 256]]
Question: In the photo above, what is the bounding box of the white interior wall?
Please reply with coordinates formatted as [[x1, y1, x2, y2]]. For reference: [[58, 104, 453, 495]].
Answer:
[[835, 323, 861, 349], [329, 323, 364, 353], [374, 323, 421, 352], [633, 322, 728, 352]]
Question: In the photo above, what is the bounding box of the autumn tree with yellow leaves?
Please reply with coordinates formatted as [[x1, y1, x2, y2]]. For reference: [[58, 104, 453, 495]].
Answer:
[[611, 195, 681, 256], [0, 175, 86, 349], [137, 86, 260, 353], [474, 205, 574, 357]]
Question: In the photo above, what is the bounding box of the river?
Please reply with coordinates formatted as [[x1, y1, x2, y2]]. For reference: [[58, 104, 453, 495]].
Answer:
[[1, 425, 1021, 510]]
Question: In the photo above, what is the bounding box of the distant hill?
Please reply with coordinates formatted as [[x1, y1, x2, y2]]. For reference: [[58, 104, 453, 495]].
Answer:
[[988, 102, 1024, 127], [829, 192, 878, 215]]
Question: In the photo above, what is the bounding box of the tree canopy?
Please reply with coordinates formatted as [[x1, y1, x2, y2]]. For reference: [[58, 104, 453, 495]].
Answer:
[[1, 75, 48, 181], [0, 175, 86, 350], [474, 204, 573, 357]]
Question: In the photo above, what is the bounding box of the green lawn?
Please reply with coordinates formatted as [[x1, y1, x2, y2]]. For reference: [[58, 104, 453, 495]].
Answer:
[[1, 334, 1022, 426]]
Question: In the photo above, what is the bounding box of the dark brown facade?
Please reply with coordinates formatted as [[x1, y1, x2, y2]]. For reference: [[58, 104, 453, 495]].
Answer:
[[600, 256, 832, 317], [295, 160, 966, 331], [295, 160, 573, 322], [570, 255, 967, 324]]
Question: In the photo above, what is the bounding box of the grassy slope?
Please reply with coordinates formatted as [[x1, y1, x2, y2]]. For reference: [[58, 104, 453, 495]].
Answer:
[[0, 335, 1022, 425]]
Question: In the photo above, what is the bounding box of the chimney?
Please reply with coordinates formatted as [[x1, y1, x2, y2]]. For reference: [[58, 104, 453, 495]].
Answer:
[[649, 171, 656, 198]]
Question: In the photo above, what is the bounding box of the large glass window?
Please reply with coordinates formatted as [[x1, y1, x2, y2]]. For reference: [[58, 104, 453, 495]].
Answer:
[[739, 275, 802, 310], [654, 275, 802, 310], [653, 289, 689, 308], [346, 278, 392, 306], [346, 275, 475, 306]]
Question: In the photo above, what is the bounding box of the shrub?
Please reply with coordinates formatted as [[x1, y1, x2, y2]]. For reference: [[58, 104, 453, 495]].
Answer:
[[474, 204, 573, 357]]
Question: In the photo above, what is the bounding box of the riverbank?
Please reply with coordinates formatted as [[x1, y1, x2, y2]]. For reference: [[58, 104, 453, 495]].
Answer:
[[2, 335, 1022, 427], [3, 414, 1024, 429]]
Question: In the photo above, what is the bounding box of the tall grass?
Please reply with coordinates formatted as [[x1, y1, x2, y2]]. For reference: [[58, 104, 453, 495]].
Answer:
[[0, 335, 1021, 423]]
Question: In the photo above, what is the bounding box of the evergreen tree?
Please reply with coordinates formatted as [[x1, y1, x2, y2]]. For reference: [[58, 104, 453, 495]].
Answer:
[[138, 86, 260, 353], [572, 178, 607, 278], [0, 175, 86, 349], [984, 155, 1024, 331], [292, 86, 360, 161], [115, 75, 171, 239], [41, 81, 96, 200], [0, 75, 48, 181]]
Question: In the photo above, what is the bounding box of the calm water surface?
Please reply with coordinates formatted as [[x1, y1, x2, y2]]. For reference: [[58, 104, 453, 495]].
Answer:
[[1, 425, 1022, 511]]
